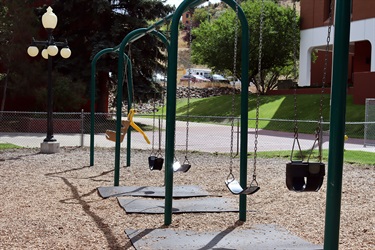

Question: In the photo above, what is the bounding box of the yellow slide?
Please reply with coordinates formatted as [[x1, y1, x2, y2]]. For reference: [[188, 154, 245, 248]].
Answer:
[[105, 109, 150, 144], [127, 109, 150, 144]]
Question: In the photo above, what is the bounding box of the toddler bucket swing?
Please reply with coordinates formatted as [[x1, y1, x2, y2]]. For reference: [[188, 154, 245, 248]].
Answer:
[[285, 0, 332, 192]]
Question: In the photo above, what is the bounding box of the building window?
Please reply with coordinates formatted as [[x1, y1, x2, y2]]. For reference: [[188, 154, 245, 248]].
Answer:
[[186, 13, 189, 18]]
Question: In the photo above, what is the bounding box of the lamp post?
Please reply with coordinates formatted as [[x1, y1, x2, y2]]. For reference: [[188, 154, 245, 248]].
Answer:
[[27, 6, 71, 153]]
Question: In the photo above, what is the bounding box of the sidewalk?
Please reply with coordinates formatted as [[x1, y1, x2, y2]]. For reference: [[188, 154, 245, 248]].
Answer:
[[1, 118, 374, 153]]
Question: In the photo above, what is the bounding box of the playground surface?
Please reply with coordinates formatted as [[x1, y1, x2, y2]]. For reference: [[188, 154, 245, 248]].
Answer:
[[0, 147, 373, 249]]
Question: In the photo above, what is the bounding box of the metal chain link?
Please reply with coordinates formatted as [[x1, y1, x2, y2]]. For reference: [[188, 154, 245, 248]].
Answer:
[[158, 22, 170, 155], [292, 0, 299, 138], [252, 0, 264, 181], [127, 44, 135, 108], [316, 1, 333, 162], [229, 1, 240, 175], [291, 0, 303, 161], [292, 1, 298, 82], [122, 51, 131, 115], [151, 93, 156, 153], [185, 8, 194, 157], [158, 68, 166, 155], [150, 44, 160, 154]]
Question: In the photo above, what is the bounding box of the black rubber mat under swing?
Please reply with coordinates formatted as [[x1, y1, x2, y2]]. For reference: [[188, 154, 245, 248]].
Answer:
[[125, 224, 322, 250], [117, 197, 240, 214], [97, 185, 209, 199]]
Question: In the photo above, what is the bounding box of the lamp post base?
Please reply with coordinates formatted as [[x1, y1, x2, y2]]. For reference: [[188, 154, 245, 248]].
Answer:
[[40, 141, 60, 154]]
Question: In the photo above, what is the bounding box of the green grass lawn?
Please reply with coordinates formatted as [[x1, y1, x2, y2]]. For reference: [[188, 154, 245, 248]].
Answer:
[[2, 93, 371, 165], [247, 149, 374, 166], [1, 141, 372, 166], [153, 94, 365, 138], [144, 93, 373, 165], [0, 143, 22, 150]]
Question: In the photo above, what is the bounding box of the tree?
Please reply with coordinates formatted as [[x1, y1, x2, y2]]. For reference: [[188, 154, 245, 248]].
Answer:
[[182, 3, 226, 45], [191, 0, 299, 94], [52, 0, 174, 110], [0, 0, 174, 112], [0, 0, 42, 111]]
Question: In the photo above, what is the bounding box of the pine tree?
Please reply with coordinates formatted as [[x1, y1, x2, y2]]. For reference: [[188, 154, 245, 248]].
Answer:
[[52, 0, 174, 111]]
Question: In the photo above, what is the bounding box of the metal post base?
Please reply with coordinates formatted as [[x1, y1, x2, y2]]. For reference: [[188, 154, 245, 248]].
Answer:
[[40, 141, 60, 154]]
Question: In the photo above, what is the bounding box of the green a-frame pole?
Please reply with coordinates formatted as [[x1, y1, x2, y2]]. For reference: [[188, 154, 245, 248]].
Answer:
[[324, 0, 352, 249], [164, 0, 249, 225]]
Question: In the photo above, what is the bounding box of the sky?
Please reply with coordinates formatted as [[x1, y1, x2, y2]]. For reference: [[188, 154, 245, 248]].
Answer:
[[165, 0, 221, 7]]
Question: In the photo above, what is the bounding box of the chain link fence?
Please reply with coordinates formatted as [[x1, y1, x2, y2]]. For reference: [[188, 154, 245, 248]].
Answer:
[[0, 111, 371, 153], [365, 98, 375, 147]]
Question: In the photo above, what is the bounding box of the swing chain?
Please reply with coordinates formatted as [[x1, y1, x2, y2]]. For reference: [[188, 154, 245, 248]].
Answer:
[[128, 44, 135, 110], [150, 43, 160, 155], [292, 0, 298, 81], [315, 0, 333, 162], [290, 0, 305, 162], [157, 25, 169, 156], [229, 1, 240, 175], [158, 87, 165, 155], [151, 93, 156, 153], [183, 155, 190, 165], [253, 0, 264, 180], [185, 8, 194, 158], [292, 0, 299, 140]]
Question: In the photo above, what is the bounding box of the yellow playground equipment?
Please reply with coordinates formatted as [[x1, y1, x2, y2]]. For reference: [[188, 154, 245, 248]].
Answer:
[[105, 109, 150, 144]]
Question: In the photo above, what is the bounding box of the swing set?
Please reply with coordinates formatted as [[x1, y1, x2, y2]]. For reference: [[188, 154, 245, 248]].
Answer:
[[90, 1, 352, 248], [90, 0, 252, 224]]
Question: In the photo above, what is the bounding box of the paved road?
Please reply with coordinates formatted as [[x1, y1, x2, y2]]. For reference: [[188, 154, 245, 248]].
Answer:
[[1, 118, 374, 153]]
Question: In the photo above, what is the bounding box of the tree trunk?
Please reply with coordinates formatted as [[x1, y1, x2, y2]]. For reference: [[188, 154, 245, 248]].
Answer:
[[0, 69, 9, 117], [97, 71, 109, 113]]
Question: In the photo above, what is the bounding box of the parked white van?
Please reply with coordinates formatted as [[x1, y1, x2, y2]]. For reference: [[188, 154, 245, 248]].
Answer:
[[185, 68, 212, 79]]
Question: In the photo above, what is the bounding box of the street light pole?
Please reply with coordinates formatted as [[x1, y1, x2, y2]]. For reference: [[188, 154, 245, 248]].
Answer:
[[46, 30, 55, 142], [27, 6, 71, 153]]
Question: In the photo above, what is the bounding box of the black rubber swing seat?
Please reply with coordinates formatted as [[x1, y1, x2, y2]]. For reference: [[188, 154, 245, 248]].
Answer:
[[286, 161, 325, 192], [148, 155, 163, 171], [225, 178, 260, 195]]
